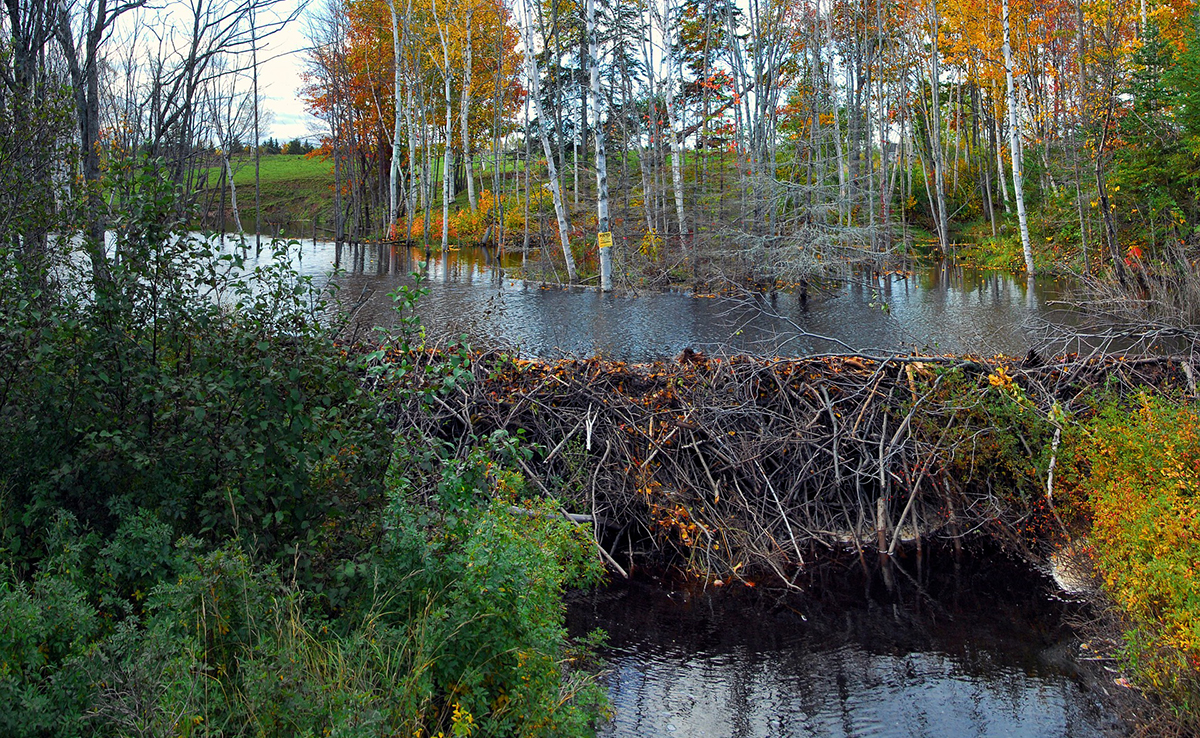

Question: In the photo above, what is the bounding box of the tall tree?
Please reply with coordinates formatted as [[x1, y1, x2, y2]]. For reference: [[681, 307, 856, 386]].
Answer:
[[521, 0, 577, 281], [1001, 0, 1034, 274], [587, 0, 612, 289]]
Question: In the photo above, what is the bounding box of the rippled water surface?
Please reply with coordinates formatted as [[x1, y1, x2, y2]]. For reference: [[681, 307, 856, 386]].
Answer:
[[226, 237, 1083, 360], [566, 548, 1121, 738]]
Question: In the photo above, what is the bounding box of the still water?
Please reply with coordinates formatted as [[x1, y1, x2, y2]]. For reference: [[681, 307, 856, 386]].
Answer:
[[567, 547, 1122, 738], [233, 237, 1080, 360]]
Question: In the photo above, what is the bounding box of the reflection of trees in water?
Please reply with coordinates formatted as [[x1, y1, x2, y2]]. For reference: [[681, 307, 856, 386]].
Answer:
[[238, 238, 1091, 358], [569, 542, 1108, 737]]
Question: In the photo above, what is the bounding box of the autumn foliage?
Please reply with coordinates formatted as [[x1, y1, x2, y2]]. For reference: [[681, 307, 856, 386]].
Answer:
[[1067, 396, 1200, 720]]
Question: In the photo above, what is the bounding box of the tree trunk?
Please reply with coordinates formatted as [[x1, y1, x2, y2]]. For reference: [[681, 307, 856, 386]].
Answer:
[[662, 0, 688, 256], [929, 2, 950, 256], [588, 0, 612, 291], [461, 6, 477, 211], [387, 0, 405, 223], [1002, 0, 1034, 275], [521, 4, 577, 281], [224, 156, 244, 232]]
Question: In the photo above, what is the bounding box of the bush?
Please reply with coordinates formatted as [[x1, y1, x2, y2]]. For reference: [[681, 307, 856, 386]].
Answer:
[[0, 163, 388, 580], [0, 162, 609, 736], [1071, 396, 1200, 721], [77, 437, 606, 738], [396, 212, 457, 243], [450, 190, 498, 243], [376, 434, 606, 736], [0, 514, 100, 737]]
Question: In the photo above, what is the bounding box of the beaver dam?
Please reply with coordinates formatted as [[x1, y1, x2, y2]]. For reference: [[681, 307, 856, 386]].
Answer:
[[385, 349, 1198, 581]]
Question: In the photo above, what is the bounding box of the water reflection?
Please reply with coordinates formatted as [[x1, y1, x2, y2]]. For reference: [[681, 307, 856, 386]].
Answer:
[[567, 547, 1120, 738], [219, 236, 1083, 360]]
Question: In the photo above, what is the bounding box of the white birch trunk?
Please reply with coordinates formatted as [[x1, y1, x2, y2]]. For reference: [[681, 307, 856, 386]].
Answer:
[[460, 6, 477, 211], [224, 156, 244, 233], [431, 0, 453, 250], [587, 0, 611, 291], [929, 2, 949, 255], [995, 112, 1009, 206], [520, 3, 576, 281], [661, 0, 687, 254], [1002, 0, 1035, 275], [405, 74, 419, 238], [443, 92, 452, 250], [386, 0, 403, 223]]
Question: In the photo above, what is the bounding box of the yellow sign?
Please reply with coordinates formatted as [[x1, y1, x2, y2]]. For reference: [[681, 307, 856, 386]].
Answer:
[[597, 231, 613, 250]]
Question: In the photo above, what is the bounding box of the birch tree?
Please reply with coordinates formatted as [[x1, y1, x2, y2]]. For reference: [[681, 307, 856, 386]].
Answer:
[[431, 0, 454, 250], [587, 0, 611, 289], [1001, 0, 1033, 274], [520, 0, 576, 281], [460, 0, 478, 211], [386, 0, 405, 222]]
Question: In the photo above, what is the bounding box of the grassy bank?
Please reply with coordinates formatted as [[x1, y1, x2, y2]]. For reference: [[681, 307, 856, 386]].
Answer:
[[200, 153, 334, 230]]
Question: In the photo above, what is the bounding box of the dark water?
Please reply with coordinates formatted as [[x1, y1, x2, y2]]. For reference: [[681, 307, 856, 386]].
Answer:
[[227, 237, 1081, 360], [567, 547, 1122, 738]]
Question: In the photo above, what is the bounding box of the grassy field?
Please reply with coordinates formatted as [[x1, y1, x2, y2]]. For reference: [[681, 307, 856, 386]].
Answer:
[[200, 154, 334, 229], [202, 153, 502, 235]]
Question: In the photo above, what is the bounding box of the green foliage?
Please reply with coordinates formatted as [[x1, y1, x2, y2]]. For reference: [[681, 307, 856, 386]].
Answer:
[[65, 437, 604, 738], [0, 166, 609, 736], [0, 514, 100, 737], [376, 432, 607, 736], [0, 55, 75, 260], [912, 364, 1053, 509], [1106, 21, 1200, 261], [0, 161, 389, 580]]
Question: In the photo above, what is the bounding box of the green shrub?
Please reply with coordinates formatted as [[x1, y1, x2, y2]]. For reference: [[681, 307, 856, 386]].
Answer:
[[374, 432, 607, 736], [0, 163, 609, 736], [0, 514, 100, 737], [0, 162, 388, 582], [76, 438, 607, 737]]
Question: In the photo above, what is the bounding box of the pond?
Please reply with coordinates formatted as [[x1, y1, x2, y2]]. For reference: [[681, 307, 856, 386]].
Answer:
[[566, 544, 1123, 738], [225, 236, 1084, 360]]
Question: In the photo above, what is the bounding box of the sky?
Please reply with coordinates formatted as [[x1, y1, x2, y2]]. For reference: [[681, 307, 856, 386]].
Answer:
[[258, 0, 325, 142]]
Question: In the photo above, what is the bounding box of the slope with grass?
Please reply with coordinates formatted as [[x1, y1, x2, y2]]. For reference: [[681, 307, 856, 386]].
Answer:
[[200, 153, 334, 233]]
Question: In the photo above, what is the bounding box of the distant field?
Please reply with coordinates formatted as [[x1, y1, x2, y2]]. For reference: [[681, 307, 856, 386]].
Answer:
[[223, 154, 331, 186], [200, 154, 334, 228]]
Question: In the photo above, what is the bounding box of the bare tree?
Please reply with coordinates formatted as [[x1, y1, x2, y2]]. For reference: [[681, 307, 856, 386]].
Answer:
[[56, 0, 150, 278]]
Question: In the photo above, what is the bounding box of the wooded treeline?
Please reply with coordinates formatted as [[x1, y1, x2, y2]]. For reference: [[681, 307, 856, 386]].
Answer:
[[302, 0, 1200, 288], [4, 0, 1199, 291]]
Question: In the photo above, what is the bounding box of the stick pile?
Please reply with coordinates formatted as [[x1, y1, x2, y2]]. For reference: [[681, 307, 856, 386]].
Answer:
[[385, 348, 1197, 580]]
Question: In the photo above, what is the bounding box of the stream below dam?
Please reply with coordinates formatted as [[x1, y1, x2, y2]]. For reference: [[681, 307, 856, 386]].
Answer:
[[220, 235, 1128, 736], [566, 544, 1123, 738]]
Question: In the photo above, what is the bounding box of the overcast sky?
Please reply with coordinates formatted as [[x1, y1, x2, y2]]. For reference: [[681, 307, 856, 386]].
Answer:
[[259, 0, 324, 142]]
